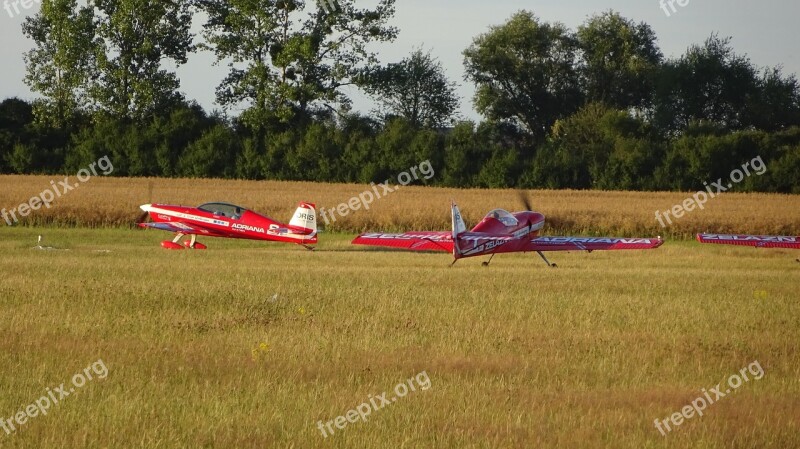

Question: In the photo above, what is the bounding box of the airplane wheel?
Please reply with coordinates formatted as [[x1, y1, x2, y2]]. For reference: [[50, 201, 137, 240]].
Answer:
[[183, 240, 207, 250], [481, 262, 489, 267], [551, 263, 558, 268], [161, 241, 184, 250]]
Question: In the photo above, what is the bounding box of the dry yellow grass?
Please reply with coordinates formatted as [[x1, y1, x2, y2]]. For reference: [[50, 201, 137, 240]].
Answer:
[[1, 175, 799, 237], [0, 228, 798, 448]]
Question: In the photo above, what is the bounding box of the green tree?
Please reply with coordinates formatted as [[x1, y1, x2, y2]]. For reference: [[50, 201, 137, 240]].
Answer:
[[373, 117, 417, 180], [91, 0, 194, 121], [526, 103, 657, 189], [576, 11, 662, 110], [235, 137, 266, 180], [284, 122, 339, 181], [337, 113, 379, 183], [153, 102, 219, 176], [197, 0, 397, 129], [22, 0, 98, 129], [177, 125, 240, 178], [652, 35, 758, 133], [360, 49, 459, 128], [442, 121, 480, 186], [745, 67, 800, 131], [463, 11, 582, 141], [0, 99, 35, 172]]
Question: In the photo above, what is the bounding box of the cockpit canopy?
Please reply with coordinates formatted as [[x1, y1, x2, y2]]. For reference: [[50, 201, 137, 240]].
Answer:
[[198, 202, 247, 219], [485, 209, 518, 226]]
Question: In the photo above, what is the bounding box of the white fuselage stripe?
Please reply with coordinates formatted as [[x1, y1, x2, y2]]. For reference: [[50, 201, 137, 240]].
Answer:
[[145, 206, 230, 227]]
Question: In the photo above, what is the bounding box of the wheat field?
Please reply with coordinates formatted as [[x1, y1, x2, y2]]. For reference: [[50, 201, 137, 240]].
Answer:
[[1, 175, 799, 237], [0, 175, 799, 448]]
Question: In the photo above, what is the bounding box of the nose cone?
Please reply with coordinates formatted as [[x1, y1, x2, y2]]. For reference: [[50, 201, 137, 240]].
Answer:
[[140, 204, 152, 212]]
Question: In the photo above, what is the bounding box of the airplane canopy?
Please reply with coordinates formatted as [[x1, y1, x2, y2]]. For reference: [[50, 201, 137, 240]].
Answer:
[[198, 202, 248, 219], [485, 209, 518, 226]]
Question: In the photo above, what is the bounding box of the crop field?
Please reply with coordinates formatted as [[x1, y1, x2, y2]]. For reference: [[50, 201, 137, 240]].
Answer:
[[1, 175, 799, 237], [0, 175, 799, 449]]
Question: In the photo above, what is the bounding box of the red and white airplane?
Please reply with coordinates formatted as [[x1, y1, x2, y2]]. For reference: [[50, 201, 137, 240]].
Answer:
[[138, 202, 317, 250], [352, 201, 664, 267]]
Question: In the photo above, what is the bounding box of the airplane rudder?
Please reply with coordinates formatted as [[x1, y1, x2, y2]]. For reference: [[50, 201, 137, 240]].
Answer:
[[290, 202, 317, 233]]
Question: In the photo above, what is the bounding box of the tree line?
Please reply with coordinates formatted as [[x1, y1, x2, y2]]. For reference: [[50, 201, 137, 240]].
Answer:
[[1, 3, 798, 193]]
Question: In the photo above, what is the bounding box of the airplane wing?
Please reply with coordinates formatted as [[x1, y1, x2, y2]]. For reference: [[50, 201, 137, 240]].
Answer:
[[697, 234, 800, 249], [138, 221, 227, 237], [351, 232, 454, 252], [525, 236, 664, 252]]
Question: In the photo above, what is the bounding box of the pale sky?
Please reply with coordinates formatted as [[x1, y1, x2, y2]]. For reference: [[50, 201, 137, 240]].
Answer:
[[1, 0, 798, 121]]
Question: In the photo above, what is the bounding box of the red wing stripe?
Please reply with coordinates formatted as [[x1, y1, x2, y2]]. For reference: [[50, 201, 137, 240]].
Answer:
[[352, 232, 453, 253], [697, 234, 800, 249], [528, 236, 664, 252]]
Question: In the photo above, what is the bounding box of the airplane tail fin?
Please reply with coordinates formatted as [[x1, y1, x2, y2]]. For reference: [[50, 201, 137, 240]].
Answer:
[[289, 202, 317, 236], [451, 201, 466, 257]]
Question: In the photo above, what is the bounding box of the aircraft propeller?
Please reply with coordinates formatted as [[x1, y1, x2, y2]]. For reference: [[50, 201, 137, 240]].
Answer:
[[518, 190, 534, 212], [518, 190, 536, 231], [135, 181, 154, 224]]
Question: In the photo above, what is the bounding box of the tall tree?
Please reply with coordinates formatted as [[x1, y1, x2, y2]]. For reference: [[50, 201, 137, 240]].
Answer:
[[90, 0, 194, 121], [463, 11, 582, 141], [197, 0, 397, 129], [652, 34, 758, 133], [359, 49, 459, 128], [745, 67, 800, 131], [0, 98, 35, 173], [22, 0, 98, 129], [576, 11, 662, 110]]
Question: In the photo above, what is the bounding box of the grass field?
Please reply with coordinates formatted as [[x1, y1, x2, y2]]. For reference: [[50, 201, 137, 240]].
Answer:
[[1, 175, 799, 448], [0, 225, 798, 448]]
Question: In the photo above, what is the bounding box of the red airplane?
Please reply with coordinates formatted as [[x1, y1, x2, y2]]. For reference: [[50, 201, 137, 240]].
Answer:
[[352, 201, 664, 267], [137, 202, 317, 250]]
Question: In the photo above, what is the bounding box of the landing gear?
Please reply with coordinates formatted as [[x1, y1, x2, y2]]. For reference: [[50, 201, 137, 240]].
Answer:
[[537, 251, 557, 268], [183, 234, 206, 249], [160, 233, 206, 250], [481, 254, 495, 267]]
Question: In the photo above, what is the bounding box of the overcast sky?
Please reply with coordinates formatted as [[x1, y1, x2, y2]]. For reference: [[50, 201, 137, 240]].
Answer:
[[1, 0, 798, 121]]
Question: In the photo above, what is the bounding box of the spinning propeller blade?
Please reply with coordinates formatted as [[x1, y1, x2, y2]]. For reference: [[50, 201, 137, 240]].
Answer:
[[518, 190, 534, 228], [518, 190, 533, 212], [136, 181, 154, 224]]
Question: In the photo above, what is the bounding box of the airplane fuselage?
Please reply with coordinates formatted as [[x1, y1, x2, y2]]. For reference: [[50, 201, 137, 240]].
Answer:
[[141, 204, 317, 245], [455, 211, 546, 259]]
